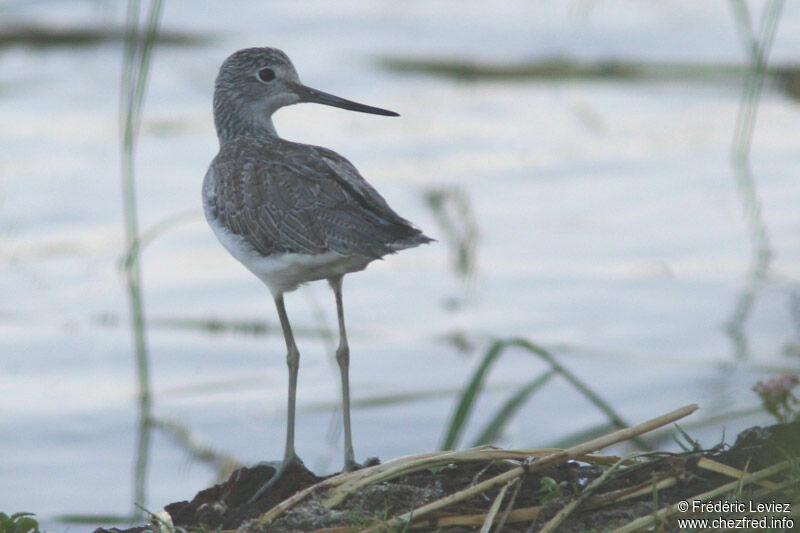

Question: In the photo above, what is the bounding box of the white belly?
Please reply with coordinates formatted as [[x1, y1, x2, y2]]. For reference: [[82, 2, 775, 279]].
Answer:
[[207, 217, 374, 295]]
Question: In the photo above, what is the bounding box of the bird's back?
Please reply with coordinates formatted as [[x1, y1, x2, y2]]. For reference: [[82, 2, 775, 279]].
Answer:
[[203, 136, 431, 292]]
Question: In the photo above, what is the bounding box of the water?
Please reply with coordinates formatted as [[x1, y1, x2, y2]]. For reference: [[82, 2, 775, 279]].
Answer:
[[1, 1, 799, 530]]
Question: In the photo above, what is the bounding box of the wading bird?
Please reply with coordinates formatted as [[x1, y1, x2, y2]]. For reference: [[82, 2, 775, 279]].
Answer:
[[202, 47, 432, 500]]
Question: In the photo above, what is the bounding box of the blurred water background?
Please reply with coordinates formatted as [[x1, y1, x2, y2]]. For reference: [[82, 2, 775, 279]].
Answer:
[[1, 1, 799, 530]]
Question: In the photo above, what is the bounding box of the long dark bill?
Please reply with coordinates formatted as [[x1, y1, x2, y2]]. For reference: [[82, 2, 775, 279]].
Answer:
[[294, 84, 399, 117]]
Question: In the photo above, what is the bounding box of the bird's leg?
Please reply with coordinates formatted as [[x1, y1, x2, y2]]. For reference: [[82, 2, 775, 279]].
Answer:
[[249, 293, 303, 503], [329, 275, 358, 471], [275, 292, 302, 467]]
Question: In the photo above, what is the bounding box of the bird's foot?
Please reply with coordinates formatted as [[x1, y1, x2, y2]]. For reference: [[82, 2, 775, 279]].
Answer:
[[343, 456, 379, 473], [248, 455, 305, 504]]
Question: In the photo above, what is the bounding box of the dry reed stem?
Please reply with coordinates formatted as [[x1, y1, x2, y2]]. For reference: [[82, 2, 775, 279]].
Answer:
[[361, 404, 698, 533], [494, 476, 523, 532], [696, 456, 779, 489], [609, 460, 790, 533], [258, 449, 474, 525], [258, 449, 471, 525], [409, 505, 542, 529], [258, 445, 628, 526], [584, 475, 677, 509], [479, 478, 517, 533], [326, 448, 490, 503], [539, 455, 630, 533], [322, 447, 619, 508]]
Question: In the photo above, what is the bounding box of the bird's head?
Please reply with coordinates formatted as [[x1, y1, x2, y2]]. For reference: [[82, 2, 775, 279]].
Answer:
[[213, 47, 397, 142]]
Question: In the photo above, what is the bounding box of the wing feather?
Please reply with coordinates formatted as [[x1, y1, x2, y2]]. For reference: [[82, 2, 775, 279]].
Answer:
[[207, 137, 431, 258]]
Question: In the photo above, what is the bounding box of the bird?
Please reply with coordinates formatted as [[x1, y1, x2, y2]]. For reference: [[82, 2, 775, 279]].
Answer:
[[202, 47, 432, 500]]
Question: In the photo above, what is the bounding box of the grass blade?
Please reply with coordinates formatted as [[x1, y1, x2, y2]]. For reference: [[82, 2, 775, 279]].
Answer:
[[506, 338, 651, 450], [471, 369, 557, 446], [119, 0, 164, 519], [440, 339, 506, 450]]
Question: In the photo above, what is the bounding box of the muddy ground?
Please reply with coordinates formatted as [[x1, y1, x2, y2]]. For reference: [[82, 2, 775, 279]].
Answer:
[[96, 420, 799, 532]]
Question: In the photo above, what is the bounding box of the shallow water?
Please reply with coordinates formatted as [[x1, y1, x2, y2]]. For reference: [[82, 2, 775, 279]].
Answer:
[[1, 1, 799, 530]]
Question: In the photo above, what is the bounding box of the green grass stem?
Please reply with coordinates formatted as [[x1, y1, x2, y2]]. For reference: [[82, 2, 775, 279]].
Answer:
[[119, 0, 164, 519], [471, 369, 557, 446], [440, 340, 506, 450], [442, 338, 651, 451]]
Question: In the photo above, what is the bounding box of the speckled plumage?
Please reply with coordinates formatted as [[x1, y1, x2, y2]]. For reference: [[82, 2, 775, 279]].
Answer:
[[202, 47, 431, 499], [205, 136, 427, 258], [204, 47, 431, 294]]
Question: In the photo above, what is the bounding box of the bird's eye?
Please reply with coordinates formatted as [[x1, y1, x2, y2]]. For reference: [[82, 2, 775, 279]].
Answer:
[[257, 68, 276, 83]]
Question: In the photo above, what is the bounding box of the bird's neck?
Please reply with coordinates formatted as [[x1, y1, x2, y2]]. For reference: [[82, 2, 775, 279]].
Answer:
[[214, 99, 279, 144], [215, 116, 278, 145]]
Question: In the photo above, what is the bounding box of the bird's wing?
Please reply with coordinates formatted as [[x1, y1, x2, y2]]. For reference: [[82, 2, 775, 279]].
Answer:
[[208, 138, 427, 258]]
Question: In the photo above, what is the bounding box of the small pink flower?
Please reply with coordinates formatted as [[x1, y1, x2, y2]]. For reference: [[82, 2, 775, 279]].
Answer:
[[753, 374, 800, 423]]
